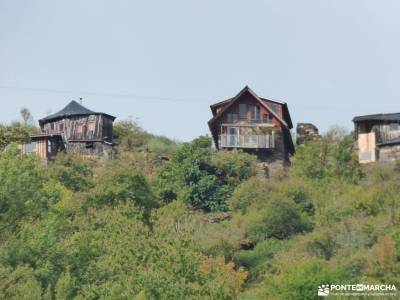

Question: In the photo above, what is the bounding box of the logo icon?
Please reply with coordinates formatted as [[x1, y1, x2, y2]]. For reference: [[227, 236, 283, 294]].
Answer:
[[318, 284, 330, 297]]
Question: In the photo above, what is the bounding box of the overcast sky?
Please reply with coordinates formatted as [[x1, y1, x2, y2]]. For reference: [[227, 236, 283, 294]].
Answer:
[[1, 0, 399, 141]]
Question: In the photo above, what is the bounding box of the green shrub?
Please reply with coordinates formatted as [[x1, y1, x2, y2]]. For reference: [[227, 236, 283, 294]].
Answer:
[[228, 178, 271, 213], [293, 131, 363, 184], [155, 137, 256, 212], [247, 199, 313, 241], [50, 153, 94, 192]]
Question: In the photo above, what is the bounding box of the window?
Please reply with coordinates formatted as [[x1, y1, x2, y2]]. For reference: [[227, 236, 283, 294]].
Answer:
[[227, 113, 238, 123], [88, 122, 96, 132], [251, 105, 260, 121], [239, 104, 247, 118], [50, 123, 54, 131], [229, 127, 238, 146], [268, 103, 278, 114], [47, 140, 52, 154], [75, 123, 83, 134], [263, 114, 272, 124], [25, 142, 37, 153], [59, 123, 64, 132]]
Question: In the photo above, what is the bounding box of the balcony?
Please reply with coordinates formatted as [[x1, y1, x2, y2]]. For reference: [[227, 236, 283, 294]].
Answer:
[[219, 134, 275, 149]]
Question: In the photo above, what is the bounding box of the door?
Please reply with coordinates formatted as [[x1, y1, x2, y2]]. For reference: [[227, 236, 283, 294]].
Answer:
[[229, 127, 238, 146]]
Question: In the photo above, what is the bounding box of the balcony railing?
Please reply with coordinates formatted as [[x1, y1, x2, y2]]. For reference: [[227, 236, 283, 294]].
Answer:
[[219, 134, 275, 149]]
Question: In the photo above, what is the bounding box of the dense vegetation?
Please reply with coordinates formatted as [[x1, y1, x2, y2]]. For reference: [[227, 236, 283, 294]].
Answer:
[[0, 119, 399, 299]]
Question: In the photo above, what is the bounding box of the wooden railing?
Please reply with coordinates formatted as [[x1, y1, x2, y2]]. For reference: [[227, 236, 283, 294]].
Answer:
[[219, 134, 275, 148]]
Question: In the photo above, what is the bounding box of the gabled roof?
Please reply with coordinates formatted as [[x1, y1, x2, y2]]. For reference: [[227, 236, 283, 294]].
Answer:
[[353, 113, 400, 123], [208, 86, 290, 128], [39, 100, 116, 124]]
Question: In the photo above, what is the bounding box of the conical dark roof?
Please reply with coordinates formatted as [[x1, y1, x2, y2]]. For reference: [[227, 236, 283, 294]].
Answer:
[[39, 100, 116, 124]]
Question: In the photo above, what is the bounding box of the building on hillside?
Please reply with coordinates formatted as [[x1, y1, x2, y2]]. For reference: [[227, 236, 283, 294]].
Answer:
[[353, 113, 400, 163], [296, 123, 320, 145], [208, 86, 295, 167], [21, 100, 116, 160]]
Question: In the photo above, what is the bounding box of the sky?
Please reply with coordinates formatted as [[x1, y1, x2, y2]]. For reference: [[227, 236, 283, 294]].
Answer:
[[1, 0, 400, 141]]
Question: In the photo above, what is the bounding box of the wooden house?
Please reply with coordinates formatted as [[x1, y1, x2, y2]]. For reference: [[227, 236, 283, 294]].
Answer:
[[22, 100, 116, 160], [208, 86, 295, 166], [353, 113, 400, 163]]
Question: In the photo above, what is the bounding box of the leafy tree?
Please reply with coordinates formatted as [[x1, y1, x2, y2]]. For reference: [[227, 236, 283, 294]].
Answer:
[[0, 124, 30, 149], [0, 146, 62, 232], [20, 107, 33, 125], [155, 136, 256, 211], [114, 118, 179, 155], [87, 164, 158, 222], [293, 129, 363, 183], [49, 153, 94, 192]]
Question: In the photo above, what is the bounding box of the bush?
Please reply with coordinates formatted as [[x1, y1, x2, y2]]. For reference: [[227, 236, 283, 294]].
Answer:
[[155, 137, 256, 212], [87, 166, 158, 222], [247, 199, 313, 241], [0, 146, 62, 231], [114, 119, 179, 155], [228, 178, 271, 213], [293, 130, 363, 184], [50, 153, 94, 192]]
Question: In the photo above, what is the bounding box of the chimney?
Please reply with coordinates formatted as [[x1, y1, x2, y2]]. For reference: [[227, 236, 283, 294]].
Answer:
[[79, 97, 83, 105]]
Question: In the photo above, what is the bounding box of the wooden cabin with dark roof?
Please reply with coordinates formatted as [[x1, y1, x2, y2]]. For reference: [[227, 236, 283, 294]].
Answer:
[[208, 86, 295, 166], [21, 100, 116, 160], [353, 112, 400, 163]]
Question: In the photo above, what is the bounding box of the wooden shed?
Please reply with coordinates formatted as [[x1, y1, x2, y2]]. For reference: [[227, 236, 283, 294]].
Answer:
[[22, 100, 116, 160], [353, 113, 400, 163]]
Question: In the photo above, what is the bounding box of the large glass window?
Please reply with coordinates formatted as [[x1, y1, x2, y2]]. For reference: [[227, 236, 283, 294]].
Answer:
[[239, 104, 247, 118]]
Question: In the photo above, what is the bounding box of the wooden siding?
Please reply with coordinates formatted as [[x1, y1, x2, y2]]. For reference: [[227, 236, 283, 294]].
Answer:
[[20, 138, 48, 160], [66, 141, 114, 159], [355, 121, 400, 163], [42, 114, 114, 142], [209, 90, 293, 165]]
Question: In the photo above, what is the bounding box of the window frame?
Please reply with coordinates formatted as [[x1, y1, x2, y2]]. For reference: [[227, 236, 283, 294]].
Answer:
[[239, 104, 247, 119], [251, 105, 261, 121]]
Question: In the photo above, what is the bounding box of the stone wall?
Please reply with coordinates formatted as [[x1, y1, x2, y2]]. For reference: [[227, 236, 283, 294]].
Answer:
[[296, 123, 320, 145]]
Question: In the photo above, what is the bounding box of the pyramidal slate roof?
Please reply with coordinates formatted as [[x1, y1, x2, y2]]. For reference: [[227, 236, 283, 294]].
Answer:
[[39, 100, 116, 124]]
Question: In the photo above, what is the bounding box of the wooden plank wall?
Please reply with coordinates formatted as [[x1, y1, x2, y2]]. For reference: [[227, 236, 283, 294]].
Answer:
[[42, 114, 114, 142]]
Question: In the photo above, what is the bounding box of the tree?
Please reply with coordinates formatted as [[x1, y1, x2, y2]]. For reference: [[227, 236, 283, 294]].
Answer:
[[20, 107, 33, 125], [0, 124, 30, 149], [0, 146, 62, 232], [293, 130, 363, 183], [49, 153, 94, 192], [155, 137, 256, 211]]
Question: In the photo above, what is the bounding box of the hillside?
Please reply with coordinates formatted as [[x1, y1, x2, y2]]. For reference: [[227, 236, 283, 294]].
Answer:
[[0, 122, 399, 299]]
